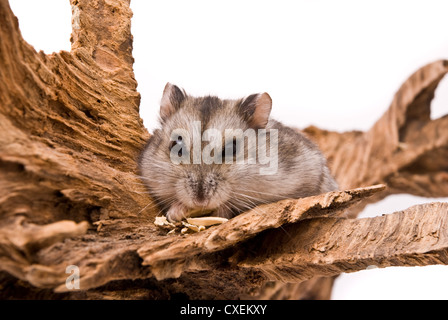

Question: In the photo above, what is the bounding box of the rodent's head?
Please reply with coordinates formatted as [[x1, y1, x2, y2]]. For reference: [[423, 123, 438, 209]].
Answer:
[[139, 83, 272, 215]]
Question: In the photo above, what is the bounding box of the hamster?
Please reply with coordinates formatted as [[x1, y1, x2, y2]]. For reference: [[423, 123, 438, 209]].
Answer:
[[139, 83, 338, 222]]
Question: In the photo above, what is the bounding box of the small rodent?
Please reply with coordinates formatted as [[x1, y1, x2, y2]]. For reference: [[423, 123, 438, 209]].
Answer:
[[139, 83, 338, 222]]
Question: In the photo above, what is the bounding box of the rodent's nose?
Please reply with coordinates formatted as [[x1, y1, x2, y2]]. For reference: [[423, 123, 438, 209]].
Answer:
[[195, 182, 205, 202], [189, 173, 218, 206]]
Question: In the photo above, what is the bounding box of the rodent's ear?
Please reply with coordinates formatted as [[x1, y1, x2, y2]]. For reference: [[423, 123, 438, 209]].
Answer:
[[239, 92, 272, 129], [160, 83, 186, 123]]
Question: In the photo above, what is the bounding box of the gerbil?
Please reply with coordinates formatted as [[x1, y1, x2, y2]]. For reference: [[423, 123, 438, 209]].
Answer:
[[139, 83, 338, 222]]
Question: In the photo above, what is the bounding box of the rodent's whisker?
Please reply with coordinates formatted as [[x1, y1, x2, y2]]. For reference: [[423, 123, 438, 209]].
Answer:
[[228, 194, 276, 217], [221, 202, 233, 214], [230, 191, 272, 206], [229, 193, 294, 239], [232, 187, 292, 201], [137, 195, 177, 215], [138, 201, 157, 215], [152, 197, 176, 208], [228, 197, 257, 212], [229, 197, 293, 239], [222, 201, 243, 216]]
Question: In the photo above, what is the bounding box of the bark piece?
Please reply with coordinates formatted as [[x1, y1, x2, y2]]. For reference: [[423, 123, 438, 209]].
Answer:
[[0, 0, 153, 227], [138, 185, 386, 280], [234, 202, 448, 282], [304, 59, 448, 216]]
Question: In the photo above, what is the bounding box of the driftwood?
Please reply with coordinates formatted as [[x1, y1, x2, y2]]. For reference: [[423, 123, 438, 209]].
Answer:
[[0, 0, 447, 299]]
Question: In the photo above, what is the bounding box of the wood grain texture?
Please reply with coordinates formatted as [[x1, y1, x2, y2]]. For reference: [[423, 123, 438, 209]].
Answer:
[[138, 185, 386, 280], [303, 59, 448, 218], [235, 202, 448, 282]]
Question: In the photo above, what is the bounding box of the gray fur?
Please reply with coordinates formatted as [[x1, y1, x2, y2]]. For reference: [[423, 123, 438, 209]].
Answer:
[[139, 84, 338, 222]]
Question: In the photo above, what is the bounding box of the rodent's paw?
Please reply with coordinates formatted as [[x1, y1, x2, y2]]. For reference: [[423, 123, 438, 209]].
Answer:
[[211, 206, 234, 219], [166, 202, 189, 223]]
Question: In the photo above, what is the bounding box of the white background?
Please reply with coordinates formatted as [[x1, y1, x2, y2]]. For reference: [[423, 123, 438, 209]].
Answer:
[[9, 0, 448, 299]]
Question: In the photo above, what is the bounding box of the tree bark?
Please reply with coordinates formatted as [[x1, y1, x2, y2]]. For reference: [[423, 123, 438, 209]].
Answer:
[[0, 0, 447, 299], [304, 59, 448, 216]]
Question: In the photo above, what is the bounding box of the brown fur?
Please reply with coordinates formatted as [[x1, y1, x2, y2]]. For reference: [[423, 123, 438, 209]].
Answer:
[[139, 83, 338, 222]]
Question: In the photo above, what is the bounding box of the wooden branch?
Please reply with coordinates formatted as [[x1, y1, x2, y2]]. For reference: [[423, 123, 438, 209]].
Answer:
[[2, 185, 447, 299], [0, 185, 382, 290], [70, 0, 135, 69], [138, 185, 386, 280], [234, 202, 448, 282], [304, 59, 448, 216], [0, 217, 88, 287], [0, 0, 153, 225]]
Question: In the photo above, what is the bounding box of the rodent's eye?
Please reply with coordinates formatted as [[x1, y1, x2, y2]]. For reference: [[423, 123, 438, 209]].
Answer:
[[222, 138, 238, 161], [169, 136, 185, 157]]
